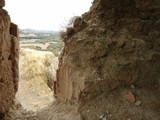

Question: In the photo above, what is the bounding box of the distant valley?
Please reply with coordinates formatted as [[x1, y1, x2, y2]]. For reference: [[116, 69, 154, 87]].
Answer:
[[19, 29, 64, 56]]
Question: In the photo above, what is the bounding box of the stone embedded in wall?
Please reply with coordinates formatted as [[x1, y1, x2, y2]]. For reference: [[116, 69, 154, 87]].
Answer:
[[0, 0, 5, 8], [0, 6, 19, 117], [10, 23, 19, 38]]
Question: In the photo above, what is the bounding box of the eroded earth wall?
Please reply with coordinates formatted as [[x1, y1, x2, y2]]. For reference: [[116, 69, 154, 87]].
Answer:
[[55, 0, 160, 105], [0, 0, 19, 118]]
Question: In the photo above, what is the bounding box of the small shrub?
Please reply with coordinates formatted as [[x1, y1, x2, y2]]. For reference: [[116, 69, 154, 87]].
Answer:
[[59, 16, 80, 40], [66, 27, 75, 37], [60, 30, 66, 40]]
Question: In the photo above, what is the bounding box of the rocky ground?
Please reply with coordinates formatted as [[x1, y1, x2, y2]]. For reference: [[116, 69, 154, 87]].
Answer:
[[5, 85, 160, 120], [80, 86, 160, 120]]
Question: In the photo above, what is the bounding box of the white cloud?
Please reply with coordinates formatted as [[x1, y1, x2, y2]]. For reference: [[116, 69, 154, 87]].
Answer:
[[4, 0, 93, 30]]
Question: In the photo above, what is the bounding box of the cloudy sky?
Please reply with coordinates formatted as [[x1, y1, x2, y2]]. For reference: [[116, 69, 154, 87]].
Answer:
[[5, 0, 93, 31]]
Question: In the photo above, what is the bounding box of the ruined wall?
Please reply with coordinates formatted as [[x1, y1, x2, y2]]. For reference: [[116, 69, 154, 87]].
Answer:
[[0, 0, 19, 117], [55, 0, 160, 104]]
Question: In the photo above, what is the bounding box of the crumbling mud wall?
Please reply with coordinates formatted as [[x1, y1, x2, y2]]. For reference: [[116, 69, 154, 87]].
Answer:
[[0, 0, 19, 118], [55, 0, 160, 105]]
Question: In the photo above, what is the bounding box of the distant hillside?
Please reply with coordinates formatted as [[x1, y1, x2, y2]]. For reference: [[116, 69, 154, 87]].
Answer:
[[20, 28, 58, 33], [19, 29, 60, 40]]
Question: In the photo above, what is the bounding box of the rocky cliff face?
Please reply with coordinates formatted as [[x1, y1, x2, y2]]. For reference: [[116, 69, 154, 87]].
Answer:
[[0, 0, 159, 119], [55, 0, 160, 105], [0, 1, 19, 118]]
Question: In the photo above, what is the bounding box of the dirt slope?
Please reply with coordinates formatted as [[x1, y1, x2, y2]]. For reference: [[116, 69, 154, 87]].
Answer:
[[17, 48, 58, 111]]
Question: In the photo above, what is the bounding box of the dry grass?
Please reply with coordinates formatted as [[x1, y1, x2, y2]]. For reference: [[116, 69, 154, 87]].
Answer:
[[17, 48, 58, 111]]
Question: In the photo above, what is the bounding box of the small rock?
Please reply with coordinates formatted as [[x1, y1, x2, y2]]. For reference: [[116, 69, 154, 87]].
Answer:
[[98, 114, 107, 120], [77, 39, 85, 42], [131, 85, 135, 90], [123, 91, 136, 103], [135, 100, 142, 106]]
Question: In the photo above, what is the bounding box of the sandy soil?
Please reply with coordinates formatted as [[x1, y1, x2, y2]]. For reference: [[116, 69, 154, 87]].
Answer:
[[17, 48, 58, 111]]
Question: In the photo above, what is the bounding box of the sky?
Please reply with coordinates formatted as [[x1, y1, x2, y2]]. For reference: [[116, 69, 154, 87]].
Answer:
[[4, 0, 93, 31]]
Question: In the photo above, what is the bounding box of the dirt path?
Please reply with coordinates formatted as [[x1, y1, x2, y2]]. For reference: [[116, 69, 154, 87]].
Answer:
[[17, 48, 58, 111]]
